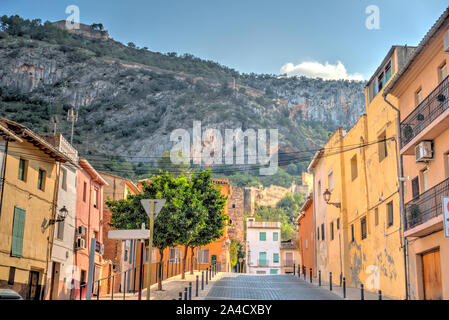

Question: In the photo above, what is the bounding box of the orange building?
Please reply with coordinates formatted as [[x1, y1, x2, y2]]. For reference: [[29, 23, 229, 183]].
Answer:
[[383, 7, 449, 300], [297, 196, 315, 276]]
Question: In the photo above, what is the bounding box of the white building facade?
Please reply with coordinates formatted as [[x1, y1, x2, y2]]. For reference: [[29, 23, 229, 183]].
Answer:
[[44, 134, 79, 300], [246, 218, 281, 275]]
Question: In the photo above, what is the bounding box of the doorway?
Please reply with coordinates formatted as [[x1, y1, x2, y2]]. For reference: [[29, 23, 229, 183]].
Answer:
[[28, 271, 41, 300], [422, 249, 442, 300], [50, 262, 61, 300]]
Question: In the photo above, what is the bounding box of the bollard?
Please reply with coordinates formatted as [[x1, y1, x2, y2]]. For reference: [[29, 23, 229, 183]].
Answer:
[[340, 273, 342, 287], [184, 287, 188, 300], [343, 277, 346, 299], [123, 272, 126, 300], [303, 266, 306, 280], [111, 275, 114, 300], [80, 286, 83, 301], [319, 270, 321, 287], [209, 266, 212, 281], [97, 282, 100, 300], [178, 292, 182, 300], [188, 282, 192, 300], [361, 284, 364, 300], [378, 290, 382, 300], [309, 268, 312, 283], [201, 271, 204, 290], [206, 268, 209, 285], [329, 272, 332, 291], [196, 276, 199, 297], [297, 265, 300, 277], [293, 263, 296, 276]]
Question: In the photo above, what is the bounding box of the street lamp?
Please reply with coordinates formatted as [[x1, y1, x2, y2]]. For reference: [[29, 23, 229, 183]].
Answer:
[[49, 206, 68, 225], [323, 189, 341, 208]]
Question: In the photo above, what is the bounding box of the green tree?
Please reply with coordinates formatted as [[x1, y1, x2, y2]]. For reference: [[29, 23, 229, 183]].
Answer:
[[187, 169, 228, 274]]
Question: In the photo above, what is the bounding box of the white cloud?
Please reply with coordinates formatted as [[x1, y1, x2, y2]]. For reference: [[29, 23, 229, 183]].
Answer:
[[280, 60, 364, 81]]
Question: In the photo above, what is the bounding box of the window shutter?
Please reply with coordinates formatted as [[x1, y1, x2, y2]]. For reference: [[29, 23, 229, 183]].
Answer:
[[11, 207, 26, 257]]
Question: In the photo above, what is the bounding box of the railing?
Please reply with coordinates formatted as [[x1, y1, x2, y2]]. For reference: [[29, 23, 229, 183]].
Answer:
[[77, 256, 208, 300], [405, 177, 449, 230], [283, 260, 294, 267], [401, 75, 449, 147]]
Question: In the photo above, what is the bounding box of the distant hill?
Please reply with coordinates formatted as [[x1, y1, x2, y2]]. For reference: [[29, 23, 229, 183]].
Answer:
[[0, 15, 366, 181]]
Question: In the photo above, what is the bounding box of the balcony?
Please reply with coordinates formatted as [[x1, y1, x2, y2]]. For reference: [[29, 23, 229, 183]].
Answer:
[[400, 75, 449, 154], [404, 177, 449, 236]]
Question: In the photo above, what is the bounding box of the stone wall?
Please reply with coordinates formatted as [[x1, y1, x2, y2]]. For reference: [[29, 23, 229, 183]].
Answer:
[[227, 186, 245, 244]]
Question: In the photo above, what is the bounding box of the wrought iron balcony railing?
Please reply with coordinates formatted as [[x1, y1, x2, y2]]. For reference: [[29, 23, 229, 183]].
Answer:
[[405, 177, 449, 231], [401, 75, 449, 147]]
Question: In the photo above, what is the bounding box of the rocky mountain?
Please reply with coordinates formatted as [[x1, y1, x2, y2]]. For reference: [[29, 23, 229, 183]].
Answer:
[[0, 15, 366, 179]]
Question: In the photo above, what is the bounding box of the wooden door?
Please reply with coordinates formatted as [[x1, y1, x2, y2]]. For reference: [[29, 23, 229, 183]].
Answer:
[[50, 262, 60, 300], [422, 249, 442, 300], [28, 271, 40, 300]]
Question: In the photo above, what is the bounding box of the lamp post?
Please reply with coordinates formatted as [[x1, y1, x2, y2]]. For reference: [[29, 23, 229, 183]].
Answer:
[[49, 206, 68, 225], [323, 189, 341, 208], [140, 199, 166, 300]]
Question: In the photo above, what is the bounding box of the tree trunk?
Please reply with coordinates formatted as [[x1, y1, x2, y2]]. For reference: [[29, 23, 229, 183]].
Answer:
[[181, 245, 188, 279], [158, 249, 164, 290], [190, 246, 195, 275]]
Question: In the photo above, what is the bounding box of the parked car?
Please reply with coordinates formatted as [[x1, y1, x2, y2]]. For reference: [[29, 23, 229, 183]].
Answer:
[[0, 289, 23, 300]]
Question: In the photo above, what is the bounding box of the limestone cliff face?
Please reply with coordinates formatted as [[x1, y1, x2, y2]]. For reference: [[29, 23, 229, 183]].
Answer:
[[0, 35, 365, 164]]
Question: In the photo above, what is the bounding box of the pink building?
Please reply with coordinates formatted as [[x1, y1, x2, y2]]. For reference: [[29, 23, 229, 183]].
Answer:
[[73, 158, 107, 299]]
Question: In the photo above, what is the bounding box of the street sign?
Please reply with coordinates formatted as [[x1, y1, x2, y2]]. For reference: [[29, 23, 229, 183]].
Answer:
[[108, 223, 149, 240], [141, 199, 166, 218], [443, 197, 449, 238]]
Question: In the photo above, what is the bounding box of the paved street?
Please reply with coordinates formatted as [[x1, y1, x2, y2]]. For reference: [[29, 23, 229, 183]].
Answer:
[[205, 274, 341, 300]]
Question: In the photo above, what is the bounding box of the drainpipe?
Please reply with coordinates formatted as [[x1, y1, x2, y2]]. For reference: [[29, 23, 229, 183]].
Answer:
[[0, 140, 9, 217], [383, 95, 409, 300]]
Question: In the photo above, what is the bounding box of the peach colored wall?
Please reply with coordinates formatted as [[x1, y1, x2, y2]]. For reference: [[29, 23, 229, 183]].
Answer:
[[297, 198, 315, 276]]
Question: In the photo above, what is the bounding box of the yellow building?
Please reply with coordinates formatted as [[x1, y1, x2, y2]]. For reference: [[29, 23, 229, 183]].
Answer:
[[0, 118, 71, 299], [309, 46, 415, 299]]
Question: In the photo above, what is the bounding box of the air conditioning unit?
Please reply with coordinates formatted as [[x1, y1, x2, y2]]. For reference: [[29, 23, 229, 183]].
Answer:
[[75, 238, 86, 249], [76, 226, 86, 236], [415, 141, 433, 162], [444, 29, 449, 53]]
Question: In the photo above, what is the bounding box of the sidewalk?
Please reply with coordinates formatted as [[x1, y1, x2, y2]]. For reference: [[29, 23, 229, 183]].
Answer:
[[98, 270, 224, 300], [292, 273, 395, 300]]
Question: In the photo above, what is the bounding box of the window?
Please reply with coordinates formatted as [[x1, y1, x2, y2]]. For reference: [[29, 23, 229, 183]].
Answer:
[[337, 218, 340, 230], [196, 249, 209, 264], [351, 224, 355, 242], [170, 248, 182, 263], [305, 238, 308, 248], [83, 182, 87, 202], [377, 72, 384, 92], [361, 217, 367, 240], [415, 88, 423, 106], [61, 168, 67, 191], [145, 248, 149, 262], [438, 61, 447, 83], [229, 219, 233, 225], [232, 204, 235, 208], [273, 253, 279, 263], [11, 206, 26, 257], [38, 169, 46, 191], [321, 223, 325, 240], [57, 219, 64, 240], [8, 267, 15, 285], [259, 232, 266, 241], [273, 232, 278, 241], [258, 252, 267, 266], [412, 177, 420, 199], [385, 61, 392, 83], [387, 201, 394, 227], [351, 155, 358, 181], [317, 227, 320, 240], [317, 180, 321, 198], [378, 131, 388, 162], [330, 221, 334, 240], [93, 189, 98, 208], [124, 249, 128, 262], [374, 208, 379, 226], [328, 171, 334, 191], [18, 158, 28, 181]]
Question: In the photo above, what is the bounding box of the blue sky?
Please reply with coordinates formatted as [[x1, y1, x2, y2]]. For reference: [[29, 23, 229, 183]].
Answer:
[[2, 0, 448, 79]]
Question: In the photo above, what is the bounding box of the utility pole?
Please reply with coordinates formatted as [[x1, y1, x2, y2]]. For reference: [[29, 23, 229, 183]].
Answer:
[[67, 108, 78, 145]]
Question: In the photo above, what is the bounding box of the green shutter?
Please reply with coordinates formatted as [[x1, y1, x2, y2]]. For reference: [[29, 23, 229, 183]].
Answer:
[[273, 253, 279, 263], [270, 269, 278, 274], [259, 252, 266, 266], [11, 207, 26, 257], [273, 232, 278, 241], [259, 232, 266, 241]]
